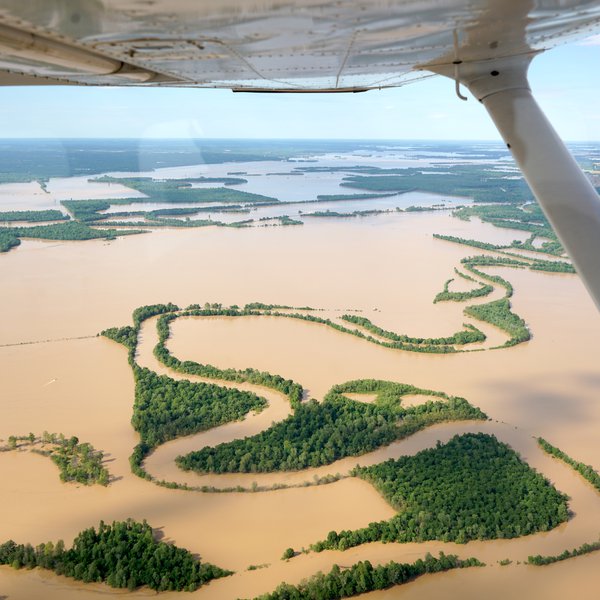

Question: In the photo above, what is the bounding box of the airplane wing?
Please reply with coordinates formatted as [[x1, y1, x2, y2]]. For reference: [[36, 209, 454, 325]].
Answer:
[[1, 0, 599, 308], [0, 0, 597, 90]]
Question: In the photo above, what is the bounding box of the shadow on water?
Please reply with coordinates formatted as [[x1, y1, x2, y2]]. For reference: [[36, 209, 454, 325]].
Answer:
[[478, 370, 599, 431]]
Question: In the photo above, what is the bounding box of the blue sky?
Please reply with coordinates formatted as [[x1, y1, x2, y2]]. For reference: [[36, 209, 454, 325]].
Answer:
[[1, 37, 599, 141]]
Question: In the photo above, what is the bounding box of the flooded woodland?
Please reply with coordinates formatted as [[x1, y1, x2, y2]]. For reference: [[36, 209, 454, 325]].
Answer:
[[1, 191, 599, 598]]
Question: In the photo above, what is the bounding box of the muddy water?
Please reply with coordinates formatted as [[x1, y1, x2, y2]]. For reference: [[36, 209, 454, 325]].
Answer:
[[0, 177, 145, 213], [343, 392, 380, 403], [136, 316, 600, 555], [0, 181, 60, 211], [0, 210, 599, 598], [136, 316, 294, 484]]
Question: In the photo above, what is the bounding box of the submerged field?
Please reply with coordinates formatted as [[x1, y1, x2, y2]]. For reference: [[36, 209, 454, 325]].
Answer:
[[0, 141, 599, 599]]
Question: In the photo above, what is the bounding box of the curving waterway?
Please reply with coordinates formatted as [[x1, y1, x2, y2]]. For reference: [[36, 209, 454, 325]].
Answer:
[[136, 315, 600, 567]]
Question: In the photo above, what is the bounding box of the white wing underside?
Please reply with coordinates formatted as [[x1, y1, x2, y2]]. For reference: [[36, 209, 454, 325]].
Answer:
[[0, 0, 599, 90]]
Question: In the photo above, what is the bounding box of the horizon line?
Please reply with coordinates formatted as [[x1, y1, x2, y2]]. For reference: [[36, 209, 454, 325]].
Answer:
[[0, 137, 598, 143]]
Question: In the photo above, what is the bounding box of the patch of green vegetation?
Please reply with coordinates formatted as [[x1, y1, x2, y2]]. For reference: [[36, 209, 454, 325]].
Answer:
[[433, 233, 505, 252], [62, 200, 248, 225], [47, 435, 109, 486], [247, 563, 270, 571], [303, 209, 393, 218], [281, 548, 295, 560], [510, 232, 565, 256], [0, 432, 110, 486], [176, 176, 247, 185], [225, 219, 254, 228], [63, 198, 307, 230], [101, 303, 179, 366], [434, 235, 574, 271], [113, 218, 220, 228], [94, 176, 277, 205], [249, 553, 484, 600], [340, 166, 532, 204], [62, 200, 114, 221], [460, 255, 518, 296], [0, 209, 69, 222], [256, 215, 303, 226], [132, 303, 180, 329], [311, 433, 568, 551], [131, 366, 267, 450], [340, 314, 485, 346], [100, 325, 137, 351], [450, 203, 572, 257], [176, 380, 486, 474], [404, 205, 438, 212], [147, 207, 211, 218], [527, 258, 575, 273], [453, 202, 555, 234], [315, 193, 397, 201], [433, 269, 494, 303], [0, 230, 20, 252], [464, 299, 530, 347], [244, 302, 297, 310], [260, 309, 462, 353], [0, 519, 231, 591], [528, 539, 600, 566], [6, 221, 144, 243], [277, 215, 303, 226], [538, 438, 600, 492], [304, 210, 354, 218]]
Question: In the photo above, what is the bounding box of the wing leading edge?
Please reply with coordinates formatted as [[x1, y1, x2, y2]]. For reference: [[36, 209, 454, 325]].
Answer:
[[0, 0, 599, 90]]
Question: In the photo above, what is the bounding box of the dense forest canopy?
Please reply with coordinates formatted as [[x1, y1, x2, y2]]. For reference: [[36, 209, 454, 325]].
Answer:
[[177, 380, 486, 474], [0, 519, 230, 592], [311, 433, 568, 551]]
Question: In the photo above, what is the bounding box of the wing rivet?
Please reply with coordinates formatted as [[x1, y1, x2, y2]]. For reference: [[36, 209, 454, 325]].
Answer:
[[491, 70, 500, 76]]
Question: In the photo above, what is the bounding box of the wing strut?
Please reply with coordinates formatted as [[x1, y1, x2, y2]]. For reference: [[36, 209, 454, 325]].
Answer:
[[443, 55, 600, 310]]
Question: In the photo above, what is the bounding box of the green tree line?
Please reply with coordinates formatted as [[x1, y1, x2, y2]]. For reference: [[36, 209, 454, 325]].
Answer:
[[0, 209, 69, 222], [3, 221, 143, 246], [0, 519, 230, 591], [250, 552, 483, 600], [538, 438, 600, 492], [528, 538, 600, 566], [340, 314, 485, 346], [433, 270, 494, 303]]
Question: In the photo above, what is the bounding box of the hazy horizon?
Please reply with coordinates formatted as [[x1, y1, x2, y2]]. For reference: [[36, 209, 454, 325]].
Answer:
[[0, 137, 598, 143], [1, 41, 600, 142]]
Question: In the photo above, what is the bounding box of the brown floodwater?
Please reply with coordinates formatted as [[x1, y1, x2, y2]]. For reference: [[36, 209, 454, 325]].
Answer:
[[0, 210, 599, 599], [137, 314, 600, 553]]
